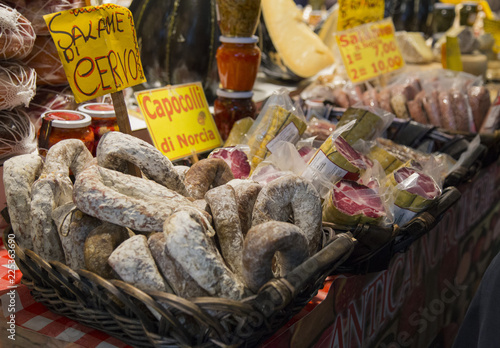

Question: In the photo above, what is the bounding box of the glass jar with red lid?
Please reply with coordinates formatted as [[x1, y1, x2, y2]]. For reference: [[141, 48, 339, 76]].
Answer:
[[216, 36, 261, 91], [77, 102, 119, 154], [39, 110, 94, 154], [213, 89, 257, 141]]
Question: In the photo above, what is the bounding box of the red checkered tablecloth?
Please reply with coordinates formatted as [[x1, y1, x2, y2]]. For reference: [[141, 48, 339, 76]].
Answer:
[[0, 232, 132, 348]]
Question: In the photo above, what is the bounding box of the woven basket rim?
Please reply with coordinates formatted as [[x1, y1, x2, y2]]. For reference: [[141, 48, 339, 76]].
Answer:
[[3, 225, 356, 347]]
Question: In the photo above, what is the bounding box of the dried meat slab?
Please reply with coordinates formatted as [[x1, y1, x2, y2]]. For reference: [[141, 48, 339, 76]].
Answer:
[[322, 180, 386, 226]]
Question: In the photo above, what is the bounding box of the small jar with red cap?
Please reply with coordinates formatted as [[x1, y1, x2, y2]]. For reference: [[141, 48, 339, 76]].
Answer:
[[213, 89, 257, 141], [77, 103, 119, 154], [216, 36, 261, 91], [39, 110, 94, 154]]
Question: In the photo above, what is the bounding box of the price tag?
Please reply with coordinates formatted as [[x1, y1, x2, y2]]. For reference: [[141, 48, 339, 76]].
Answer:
[[135, 82, 223, 161], [335, 18, 405, 84], [337, 0, 385, 31], [44, 4, 146, 103]]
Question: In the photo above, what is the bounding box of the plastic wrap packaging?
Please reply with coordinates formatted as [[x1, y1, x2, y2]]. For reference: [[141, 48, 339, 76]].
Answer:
[[208, 146, 251, 179], [336, 105, 395, 144], [22, 35, 68, 86], [302, 120, 356, 192], [322, 179, 388, 226], [386, 161, 442, 226], [386, 69, 483, 133], [361, 85, 379, 109], [480, 94, 500, 133], [0, 3, 35, 60], [224, 117, 254, 147], [435, 73, 476, 132], [388, 75, 422, 120], [468, 85, 491, 131], [6, 0, 87, 36], [243, 89, 307, 171], [0, 107, 37, 164], [375, 138, 456, 180], [250, 141, 308, 186], [306, 132, 373, 185], [304, 117, 336, 141], [296, 137, 317, 163], [0, 61, 36, 110], [366, 143, 404, 175]]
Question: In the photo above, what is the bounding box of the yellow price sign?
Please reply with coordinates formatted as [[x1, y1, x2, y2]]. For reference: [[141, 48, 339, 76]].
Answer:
[[335, 18, 405, 84], [135, 83, 223, 161], [44, 4, 146, 103], [337, 0, 385, 31]]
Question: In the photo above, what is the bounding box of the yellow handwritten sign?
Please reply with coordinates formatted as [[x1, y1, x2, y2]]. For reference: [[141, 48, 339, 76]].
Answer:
[[335, 18, 404, 83], [135, 83, 223, 161], [337, 0, 385, 31], [44, 5, 146, 103]]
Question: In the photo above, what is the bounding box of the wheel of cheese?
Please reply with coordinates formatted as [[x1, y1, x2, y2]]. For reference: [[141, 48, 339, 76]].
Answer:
[[0, 61, 36, 111], [0, 3, 35, 60], [22, 35, 68, 86]]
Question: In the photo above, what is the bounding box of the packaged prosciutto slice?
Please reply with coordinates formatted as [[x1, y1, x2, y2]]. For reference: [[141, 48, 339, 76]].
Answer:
[[322, 179, 387, 226], [388, 165, 442, 225]]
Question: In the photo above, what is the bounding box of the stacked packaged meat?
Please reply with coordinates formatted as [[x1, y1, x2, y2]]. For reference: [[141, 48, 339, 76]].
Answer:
[[300, 69, 499, 135]]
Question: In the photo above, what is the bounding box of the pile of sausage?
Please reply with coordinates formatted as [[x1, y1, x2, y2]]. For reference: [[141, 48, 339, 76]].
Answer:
[[3, 132, 325, 300]]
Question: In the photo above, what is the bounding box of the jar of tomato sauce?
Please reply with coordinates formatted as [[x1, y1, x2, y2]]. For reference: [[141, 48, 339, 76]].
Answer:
[[77, 103, 119, 154], [39, 110, 94, 154], [216, 36, 261, 91], [213, 89, 257, 141]]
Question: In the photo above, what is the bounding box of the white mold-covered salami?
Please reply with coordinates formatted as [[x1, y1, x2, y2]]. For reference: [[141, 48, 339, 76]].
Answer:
[[108, 234, 168, 292], [97, 132, 188, 196], [148, 233, 208, 298], [163, 210, 247, 299], [73, 163, 200, 232], [3, 153, 43, 249], [205, 185, 244, 278], [173, 165, 190, 182], [41, 139, 93, 178], [252, 174, 323, 255], [31, 174, 73, 262], [227, 179, 262, 236], [52, 202, 102, 270], [242, 221, 309, 292]]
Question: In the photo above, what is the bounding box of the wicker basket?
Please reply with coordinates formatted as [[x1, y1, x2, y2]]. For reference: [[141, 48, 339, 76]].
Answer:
[[4, 225, 356, 348]]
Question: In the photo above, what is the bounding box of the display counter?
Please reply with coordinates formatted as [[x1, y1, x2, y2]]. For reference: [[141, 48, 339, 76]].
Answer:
[[0, 158, 498, 347], [262, 158, 500, 348]]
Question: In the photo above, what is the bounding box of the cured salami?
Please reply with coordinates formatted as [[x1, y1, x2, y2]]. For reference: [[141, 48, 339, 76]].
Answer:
[[97, 132, 188, 196]]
